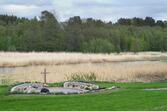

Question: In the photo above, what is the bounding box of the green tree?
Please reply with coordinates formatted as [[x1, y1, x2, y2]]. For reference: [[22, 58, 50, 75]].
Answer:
[[156, 20, 165, 27], [65, 16, 83, 51], [82, 38, 115, 53], [117, 18, 131, 25], [40, 10, 65, 51], [145, 17, 155, 26]]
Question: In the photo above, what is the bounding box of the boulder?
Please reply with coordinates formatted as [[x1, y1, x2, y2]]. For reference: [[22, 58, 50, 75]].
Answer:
[[63, 82, 99, 90], [10, 83, 43, 94], [41, 88, 50, 93]]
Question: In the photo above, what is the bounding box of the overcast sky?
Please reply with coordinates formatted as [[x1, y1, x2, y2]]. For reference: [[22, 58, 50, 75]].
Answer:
[[0, 0, 167, 22]]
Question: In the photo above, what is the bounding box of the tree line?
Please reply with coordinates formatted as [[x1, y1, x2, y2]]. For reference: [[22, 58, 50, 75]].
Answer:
[[0, 10, 166, 53]]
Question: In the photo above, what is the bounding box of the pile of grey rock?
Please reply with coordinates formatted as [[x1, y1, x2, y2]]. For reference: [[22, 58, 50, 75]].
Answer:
[[10, 82, 100, 94]]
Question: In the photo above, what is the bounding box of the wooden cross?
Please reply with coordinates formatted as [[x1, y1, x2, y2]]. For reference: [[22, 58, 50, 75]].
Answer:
[[41, 68, 49, 84]]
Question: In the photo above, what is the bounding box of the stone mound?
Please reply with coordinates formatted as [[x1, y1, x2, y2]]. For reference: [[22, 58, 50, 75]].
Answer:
[[10, 82, 100, 95]]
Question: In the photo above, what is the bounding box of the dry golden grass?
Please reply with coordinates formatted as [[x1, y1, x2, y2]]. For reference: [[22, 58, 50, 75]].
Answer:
[[0, 61, 167, 83], [0, 52, 167, 84], [0, 52, 166, 67]]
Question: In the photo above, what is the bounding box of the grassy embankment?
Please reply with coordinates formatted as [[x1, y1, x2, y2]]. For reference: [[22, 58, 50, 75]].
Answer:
[[1, 82, 167, 111]]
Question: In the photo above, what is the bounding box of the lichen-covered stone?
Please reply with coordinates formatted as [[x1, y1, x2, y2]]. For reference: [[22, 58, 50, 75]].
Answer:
[[63, 82, 99, 90], [10, 83, 43, 94]]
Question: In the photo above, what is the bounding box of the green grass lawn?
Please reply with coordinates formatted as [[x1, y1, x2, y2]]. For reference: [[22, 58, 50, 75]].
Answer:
[[1, 82, 167, 111]]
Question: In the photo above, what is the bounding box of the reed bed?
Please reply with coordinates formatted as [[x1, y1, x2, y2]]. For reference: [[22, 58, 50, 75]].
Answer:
[[0, 52, 167, 83], [0, 61, 166, 83], [0, 52, 166, 67]]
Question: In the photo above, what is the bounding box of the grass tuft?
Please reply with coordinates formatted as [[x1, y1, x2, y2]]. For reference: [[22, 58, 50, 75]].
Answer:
[[66, 72, 97, 82]]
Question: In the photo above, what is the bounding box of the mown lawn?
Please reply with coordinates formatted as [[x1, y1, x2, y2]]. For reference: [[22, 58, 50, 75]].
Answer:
[[1, 82, 167, 111]]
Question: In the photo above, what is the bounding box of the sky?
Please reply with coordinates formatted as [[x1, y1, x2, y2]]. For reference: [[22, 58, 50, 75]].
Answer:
[[0, 0, 167, 22]]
